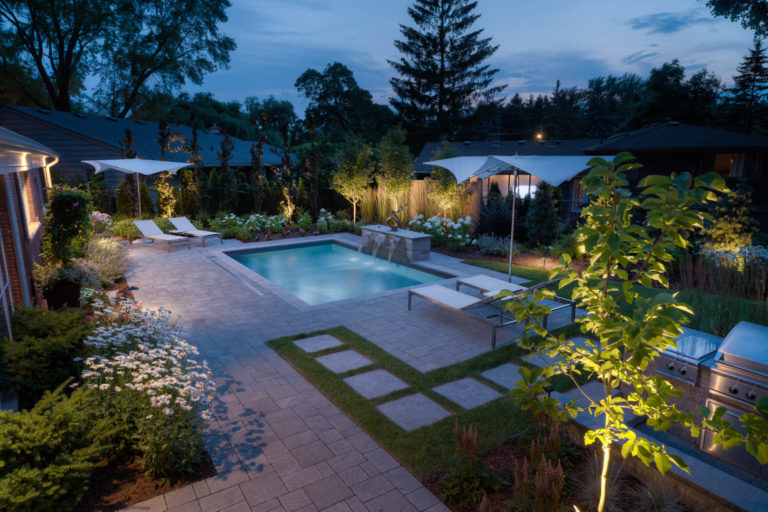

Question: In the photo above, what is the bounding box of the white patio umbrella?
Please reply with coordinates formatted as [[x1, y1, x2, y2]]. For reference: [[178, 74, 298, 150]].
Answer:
[[424, 154, 602, 281], [83, 158, 191, 219]]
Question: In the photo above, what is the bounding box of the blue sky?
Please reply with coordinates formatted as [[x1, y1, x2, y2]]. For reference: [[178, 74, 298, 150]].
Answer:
[[185, 0, 756, 115]]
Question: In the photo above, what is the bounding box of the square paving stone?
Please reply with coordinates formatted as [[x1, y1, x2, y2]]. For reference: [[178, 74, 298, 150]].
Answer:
[[293, 334, 343, 353], [480, 363, 522, 390], [376, 393, 450, 432], [432, 378, 502, 409], [316, 350, 373, 374], [343, 369, 409, 399]]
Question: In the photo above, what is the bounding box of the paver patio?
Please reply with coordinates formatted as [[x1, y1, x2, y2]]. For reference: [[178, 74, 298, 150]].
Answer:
[[316, 350, 373, 374], [119, 234, 582, 511], [376, 393, 452, 432], [480, 363, 523, 389]]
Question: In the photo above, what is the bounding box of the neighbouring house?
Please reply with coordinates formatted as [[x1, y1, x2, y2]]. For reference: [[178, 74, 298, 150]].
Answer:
[[415, 121, 768, 225], [0, 105, 282, 192], [0, 126, 58, 336]]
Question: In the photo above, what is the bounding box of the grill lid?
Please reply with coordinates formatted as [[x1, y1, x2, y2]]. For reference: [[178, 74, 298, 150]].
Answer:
[[716, 321, 768, 376], [667, 328, 721, 361]]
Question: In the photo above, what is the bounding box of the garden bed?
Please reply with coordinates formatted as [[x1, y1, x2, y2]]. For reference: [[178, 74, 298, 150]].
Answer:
[[80, 453, 216, 512]]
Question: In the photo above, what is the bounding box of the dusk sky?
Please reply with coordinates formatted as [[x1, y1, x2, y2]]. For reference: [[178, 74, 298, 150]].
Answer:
[[186, 0, 756, 115]]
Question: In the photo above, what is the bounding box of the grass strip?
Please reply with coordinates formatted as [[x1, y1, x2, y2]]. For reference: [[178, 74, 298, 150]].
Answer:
[[267, 325, 584, 477]]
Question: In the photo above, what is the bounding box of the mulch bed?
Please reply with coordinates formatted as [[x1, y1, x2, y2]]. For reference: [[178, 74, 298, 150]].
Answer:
[[80, 452, 216, 512]]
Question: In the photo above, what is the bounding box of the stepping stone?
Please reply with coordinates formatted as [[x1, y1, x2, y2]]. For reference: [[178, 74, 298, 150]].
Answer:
[[344, 369, 409, 399], [377, 393, 451, 432], [433, 378, 502, 409], [294, 334, 343, 353], [528, 337, 591, 368], [316, 350, 372, 374], [480, 363, 522, 390]]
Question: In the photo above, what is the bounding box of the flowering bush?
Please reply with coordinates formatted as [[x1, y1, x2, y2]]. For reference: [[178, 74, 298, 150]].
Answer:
[[43, 185, 93, 264], [702, 245, 768, 270], [409, 215, 472, 249], [90, 211, 112, 234], [80, 298, 214, 478], [268, 214, 287, 234], [318, 208, 333, 223]]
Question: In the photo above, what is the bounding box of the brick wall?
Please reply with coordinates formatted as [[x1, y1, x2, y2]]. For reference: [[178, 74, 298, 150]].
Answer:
[[0, 174, 24, 307]]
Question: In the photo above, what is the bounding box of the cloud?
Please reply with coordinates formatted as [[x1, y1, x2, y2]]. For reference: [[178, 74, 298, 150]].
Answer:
[[627, 9, 717, 34], [622, 50, 660, 65]]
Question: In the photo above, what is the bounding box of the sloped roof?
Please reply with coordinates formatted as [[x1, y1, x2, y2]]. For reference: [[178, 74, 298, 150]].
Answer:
[[4, 105, 282, 167], [585, 121, 768, 153], [414, 139, 599, 174], [0, 125, 58, 173]]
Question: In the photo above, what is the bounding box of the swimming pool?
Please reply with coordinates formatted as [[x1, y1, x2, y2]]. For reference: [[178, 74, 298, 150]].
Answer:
[[226, 241, 444, 305]]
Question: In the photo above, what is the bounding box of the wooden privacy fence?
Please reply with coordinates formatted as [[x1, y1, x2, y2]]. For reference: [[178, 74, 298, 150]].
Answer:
[[360, 180, 482, 224]]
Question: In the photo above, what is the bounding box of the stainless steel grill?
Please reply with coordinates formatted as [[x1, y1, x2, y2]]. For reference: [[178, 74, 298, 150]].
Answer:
[[654, 328, 721, 385], [700, 321, 768, 479]]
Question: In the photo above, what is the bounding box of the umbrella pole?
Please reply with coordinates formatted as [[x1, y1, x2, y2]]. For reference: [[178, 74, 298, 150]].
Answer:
[[507, 168, 518, 282], [136, 172, 142, 219]]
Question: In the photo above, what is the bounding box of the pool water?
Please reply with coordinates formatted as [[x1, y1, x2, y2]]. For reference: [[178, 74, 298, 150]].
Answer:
[[227, 242, 444, 305]]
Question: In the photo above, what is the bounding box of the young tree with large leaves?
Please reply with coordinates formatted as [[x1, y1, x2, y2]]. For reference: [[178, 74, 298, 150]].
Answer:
[[389, 0, 504, 144], [503, 154, 725, 512], [0, 0, 235, 115], [331, 142, 374, 223], [377, 127, 414, 212]]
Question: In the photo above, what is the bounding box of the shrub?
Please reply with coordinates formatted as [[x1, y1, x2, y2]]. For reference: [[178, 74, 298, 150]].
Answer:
[[551, 231, 582, 260], [317, 208, 333, 223], [442, 419, 501, 507], [409, 215, 471, 249], [32, 260, 100, 294], [703, 183, 757, 251], [475, 234, 510, 256], [329, 219, 346, 233], [90, 212, 112, 234], [317, 219, 329, 234], [81, 298, 214, 478], [115, 180, 134, 218], [1, 308, 89, 409], [153, 172, 177, 218], [0, 386, 105, 512], [268, 215, 287, 234], [297, 211, 312, 230], [110, 218, 139, 239], [630, 480, 684, 512], [43, 185, 93, 264], [85, 237, 127, 286], [139, 183, 154, 218]]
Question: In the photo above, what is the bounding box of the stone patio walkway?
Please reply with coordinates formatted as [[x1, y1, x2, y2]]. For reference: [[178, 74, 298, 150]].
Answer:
[[121, 234, 560, 512]]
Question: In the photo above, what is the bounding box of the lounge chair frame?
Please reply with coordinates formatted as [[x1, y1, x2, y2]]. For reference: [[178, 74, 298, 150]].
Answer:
[[168, 217, 223, 246]]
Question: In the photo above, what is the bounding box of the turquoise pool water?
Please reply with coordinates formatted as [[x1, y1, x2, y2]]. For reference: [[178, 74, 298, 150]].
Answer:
[[227, 242, 443, 305]]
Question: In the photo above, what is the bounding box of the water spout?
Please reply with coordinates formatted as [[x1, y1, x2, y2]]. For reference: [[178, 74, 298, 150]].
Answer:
[[371, 234, 387, 259], [387, 236, 401, 262], [358, 231, 372, 253]]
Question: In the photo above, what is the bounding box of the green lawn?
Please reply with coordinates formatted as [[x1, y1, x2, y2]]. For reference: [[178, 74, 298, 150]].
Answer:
[[267, 325, 580, 478]]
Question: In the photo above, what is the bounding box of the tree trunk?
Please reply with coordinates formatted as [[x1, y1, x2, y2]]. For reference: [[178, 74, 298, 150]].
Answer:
[[597, 418, 612, 512], [353, 202, 357, 224]]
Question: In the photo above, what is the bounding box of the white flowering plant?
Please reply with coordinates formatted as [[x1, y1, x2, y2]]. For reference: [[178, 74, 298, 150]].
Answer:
[[80, 297, 214, 478], [318, 208, 333, 223], [702, 245, 768, 271], [267, 214, 287, 234], [90, 211, 113, 234], [409, 214, 472, 249]]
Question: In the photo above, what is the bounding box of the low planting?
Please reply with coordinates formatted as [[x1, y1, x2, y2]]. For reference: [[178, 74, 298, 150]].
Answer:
[[409, 214, 472, 250]]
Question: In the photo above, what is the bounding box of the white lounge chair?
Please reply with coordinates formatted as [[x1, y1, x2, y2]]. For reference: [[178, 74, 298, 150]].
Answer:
[[408, 284, 518, 348], [133, 220, 191, 251], [456, 274, 527, 296], [168, 217, 223, 246]]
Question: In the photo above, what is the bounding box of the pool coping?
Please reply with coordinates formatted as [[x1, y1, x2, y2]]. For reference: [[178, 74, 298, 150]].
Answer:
[[207, 234, 459, 313]]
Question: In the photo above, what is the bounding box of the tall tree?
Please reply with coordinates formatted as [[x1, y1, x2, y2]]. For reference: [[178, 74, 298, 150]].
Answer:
[[545, 80, 583, 139], [0, 0, 235, 115], [389, 0, 504, 144], [703, 0, 768, 36], [726, 37, 768, 133], [295, 62, 394, 141]]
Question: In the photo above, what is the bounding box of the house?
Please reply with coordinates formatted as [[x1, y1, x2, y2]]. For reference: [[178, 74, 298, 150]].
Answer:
[[415, 122, 768, 224], [0, 105, 282, 189], [0, 126, 58, 333]]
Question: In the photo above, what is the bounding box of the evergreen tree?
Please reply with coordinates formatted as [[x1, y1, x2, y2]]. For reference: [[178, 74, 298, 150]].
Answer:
[[526, 182, 560, 246], [728, 37, 768, 134], [389, 0, 504, 144]]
